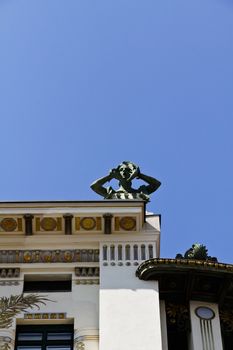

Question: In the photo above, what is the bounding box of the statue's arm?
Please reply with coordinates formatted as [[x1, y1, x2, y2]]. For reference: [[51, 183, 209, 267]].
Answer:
[[90, 174, 113, 197], [138, 173, 161, 194]]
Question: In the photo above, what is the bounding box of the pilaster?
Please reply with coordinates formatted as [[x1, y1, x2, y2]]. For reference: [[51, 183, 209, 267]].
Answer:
[[189, 301, 223, 350]]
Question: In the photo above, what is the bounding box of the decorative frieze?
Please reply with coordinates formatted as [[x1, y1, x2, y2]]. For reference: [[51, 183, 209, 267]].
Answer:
[[0, 214, 139, 234], [0, 250, 99, 263], [0, 281, 20, 286], [75, 267, 99, 277], [75, 279, 99, 285], [24, 313, 66, 320], [0, 268, 20, 278]]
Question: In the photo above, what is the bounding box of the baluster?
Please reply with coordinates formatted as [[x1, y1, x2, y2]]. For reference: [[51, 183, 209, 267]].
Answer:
[[110, 245, 115, 261], [133, 245, 138, 260], [141, 244, 146, 260], [118, 245, 122, 260]]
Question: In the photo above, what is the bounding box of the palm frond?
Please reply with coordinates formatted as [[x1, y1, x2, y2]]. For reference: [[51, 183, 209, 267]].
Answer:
[[0, 294, 51, 329]]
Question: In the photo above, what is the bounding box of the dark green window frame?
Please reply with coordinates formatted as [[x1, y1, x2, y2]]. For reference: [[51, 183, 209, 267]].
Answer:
[[15, 324, 74, 350]]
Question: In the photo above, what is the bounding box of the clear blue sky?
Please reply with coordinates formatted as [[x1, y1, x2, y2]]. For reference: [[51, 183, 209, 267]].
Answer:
[[0, 0, 233, 262]]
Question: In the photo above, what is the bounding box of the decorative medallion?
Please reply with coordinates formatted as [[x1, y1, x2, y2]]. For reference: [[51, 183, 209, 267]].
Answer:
[[23, 251, 32, 263], [42, 251, 53, 263], [63, 250, 74, 262], [75, 217, 102, 231], [119, 217, 136, 231], [195, 306, 215, 320], [80, 217, 96, 230], [0, 218, 17, 232], [40, 218, 57, 231]]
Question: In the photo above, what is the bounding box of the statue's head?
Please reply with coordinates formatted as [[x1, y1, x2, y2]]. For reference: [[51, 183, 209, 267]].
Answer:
[[116, 161, 139, 181]]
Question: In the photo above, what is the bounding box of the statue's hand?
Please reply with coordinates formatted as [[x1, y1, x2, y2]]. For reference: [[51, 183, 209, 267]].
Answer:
[[109, 168, 122, 181], [135, 167, 141, 179]]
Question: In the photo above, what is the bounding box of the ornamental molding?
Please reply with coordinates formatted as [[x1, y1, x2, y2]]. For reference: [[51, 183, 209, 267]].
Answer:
[[24, 312, 66, 320], [0, 281, 20, 286], [0, 217, 23, 232], [0, 268, 20, 278], [75, 279, 99, 285], [0, 250, 99, 264], [75, 267, 99, 277], [136, 258, 233, 279], [219, 309, 233, 331], [0, 214, 140, 234], [136, 258, 233, 308], [166, 302, 190, 332], [102, 261, 139, 266]]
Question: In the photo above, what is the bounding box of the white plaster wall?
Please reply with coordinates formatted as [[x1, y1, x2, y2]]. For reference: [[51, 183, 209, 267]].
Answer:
[[18, 283, 99, 330], [0, 271, 99, 330], [0, 282, 23, 297], [160, 300, 168, 350], [100, 266, 162, 350], [190, 301, 223, 350]]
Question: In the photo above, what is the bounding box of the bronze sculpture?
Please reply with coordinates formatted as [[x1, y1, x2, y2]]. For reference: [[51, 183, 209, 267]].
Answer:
[[90, 161, 161, 202], [176, 243, 217, 262]]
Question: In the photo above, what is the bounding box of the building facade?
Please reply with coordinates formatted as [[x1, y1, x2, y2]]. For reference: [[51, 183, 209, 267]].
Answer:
[[0, 200, 232, 350]]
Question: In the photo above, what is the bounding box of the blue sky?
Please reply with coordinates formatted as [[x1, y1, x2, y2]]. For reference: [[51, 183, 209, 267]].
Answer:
[[0, 0, 233, 262]]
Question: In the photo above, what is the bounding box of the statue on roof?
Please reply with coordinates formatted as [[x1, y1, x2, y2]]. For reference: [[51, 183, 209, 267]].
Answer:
[[90, 161, 161, 202]]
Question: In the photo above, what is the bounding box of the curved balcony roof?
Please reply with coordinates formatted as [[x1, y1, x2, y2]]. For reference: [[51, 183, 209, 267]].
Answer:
[[136, 258, 233, 307]]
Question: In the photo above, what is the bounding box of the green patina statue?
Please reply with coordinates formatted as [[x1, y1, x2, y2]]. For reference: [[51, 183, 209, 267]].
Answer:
[[90, 161, 161, 202], [176, 243, 217, 262]]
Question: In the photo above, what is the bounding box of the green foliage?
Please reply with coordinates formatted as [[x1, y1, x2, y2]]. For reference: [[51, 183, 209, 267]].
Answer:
[[0, 294, 50, 328], [176, 243, 217, 261]]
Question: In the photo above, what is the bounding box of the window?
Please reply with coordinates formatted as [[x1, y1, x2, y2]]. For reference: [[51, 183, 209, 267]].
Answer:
[[15, 325, 74, 350], [23, 275, 72, 293]]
